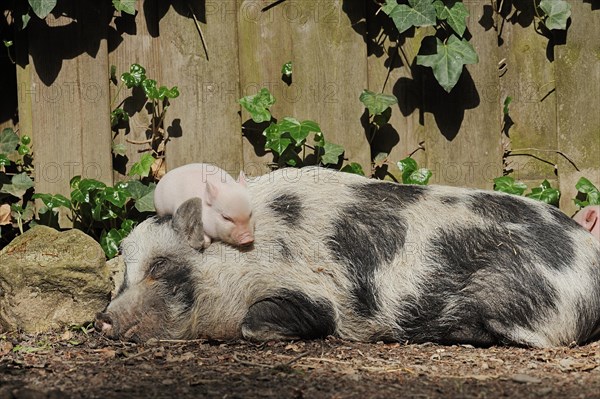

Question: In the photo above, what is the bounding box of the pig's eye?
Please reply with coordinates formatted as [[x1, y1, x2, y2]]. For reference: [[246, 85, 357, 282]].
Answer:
[[148, 257, 167, 277], [222, 214, 233, 223]]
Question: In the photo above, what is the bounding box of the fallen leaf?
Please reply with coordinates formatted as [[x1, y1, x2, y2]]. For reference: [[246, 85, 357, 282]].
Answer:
[[0, 340, 13, 355]]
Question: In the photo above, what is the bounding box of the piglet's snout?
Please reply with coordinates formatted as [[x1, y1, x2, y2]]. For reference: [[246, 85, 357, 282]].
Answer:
[[236, 232, 254, 245]]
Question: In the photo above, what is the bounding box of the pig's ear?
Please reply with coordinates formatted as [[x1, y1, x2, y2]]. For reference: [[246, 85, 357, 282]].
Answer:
[[205, 182, 218, 206], [172, 197, 205, 250], [584, 208, 599, 232], [237, 171, 247, 187]]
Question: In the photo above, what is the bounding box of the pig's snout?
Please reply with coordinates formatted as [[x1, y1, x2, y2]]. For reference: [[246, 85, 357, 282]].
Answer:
[[95, 312, 115, 336], [236, 232, 254, 246]]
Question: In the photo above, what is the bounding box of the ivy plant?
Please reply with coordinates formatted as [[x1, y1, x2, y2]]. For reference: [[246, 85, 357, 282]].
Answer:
[[493, 176, 560, 206], [239, 88, 345, 168], [34, 177, 155, 258]]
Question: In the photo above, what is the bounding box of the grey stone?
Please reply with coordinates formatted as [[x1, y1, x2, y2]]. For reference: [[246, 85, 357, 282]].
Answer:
[[0, 225, 111, 333]]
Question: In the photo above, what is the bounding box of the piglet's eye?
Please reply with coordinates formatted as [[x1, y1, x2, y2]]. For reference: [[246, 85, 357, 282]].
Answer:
[[222, 215, 233, 222]]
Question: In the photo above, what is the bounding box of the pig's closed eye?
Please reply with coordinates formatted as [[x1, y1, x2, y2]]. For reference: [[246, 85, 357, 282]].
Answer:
[[222, 214, 233, 223], [148, 257, 167, 277]]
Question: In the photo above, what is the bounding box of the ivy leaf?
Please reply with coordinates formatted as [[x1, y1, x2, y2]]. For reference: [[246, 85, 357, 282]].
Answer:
[[70, 178, 107, 204], [525, 180, 560, 206], [539, 0, 571, 30], [102, 187, 129, 208], [263, 123, 292, 156], [503, 96, 513, 115], [100, 228, 124, 258], [112, 0, 136, 15], [1, 173, 34, 198], [32, 193, 71, 211], [128, 153, 155, 177], [416, 35, 479, 93], [319, 141, 344, 166], [112, 142, 127, 156], [0, 128, 20, 154], [22, 13, 31, 29], [281, 61, 292, 77], [341, 162, 366, 176], [575, 177, 600, 206], [28, 0, 57, 19], [433, 0, 469, 37], [277, 117, 321, 146], [142, 79, 160, 99], [0, 154, 10, 166], [121, 64, 146, 88], [134, 187, 156, 212], [493, 176, 528, 196], [382, 0, 437, 34], [397, 157, 431, 184], [359, 90, 398, 116], [239, 88, 276, 123], [110, 108, 129, 127], [405, 168, 433, 185]]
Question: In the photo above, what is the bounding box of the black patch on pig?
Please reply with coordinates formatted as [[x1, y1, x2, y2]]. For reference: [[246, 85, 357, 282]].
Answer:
[[242, 290, 335, 339], [469, 193, 575, 270], [327, 182, 420, 317], [153, 215, 173, 225], [115, 267, 129, 297], [396, 225, 558, 345], [148, 256, 196, 311], [269, 193, 303, 226]]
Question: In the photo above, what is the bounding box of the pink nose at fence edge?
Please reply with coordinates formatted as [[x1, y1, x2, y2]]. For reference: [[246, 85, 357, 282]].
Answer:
[[95, 313, 113, 335]]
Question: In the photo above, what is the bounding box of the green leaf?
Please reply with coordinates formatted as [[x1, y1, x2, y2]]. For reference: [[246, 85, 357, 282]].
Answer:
[[1, 173, 34, 198], [121, 64, 146, 88], [0, 154, 10, 166], [238, 88, 276, 123], [493, 176, 527, 196], [112, 142, 127, 156], [525, 180, 560, 206], [110, 108, 129, 127], [281, 61, 292, 77], [434, 0, 469, 37], [397, 157, 418, 183], [134, 187, 156, 212], [0, 128, 20, 155], [110, 65, 118, 84], [405, 168, 433, 185], [100, 228, 123, 258], [28, 0, 57, 19], [142, 79, 160, 99], [70, 178, 107, 204], [112, 0, 136, 15], [3, 40, 13, 48], [503, 96, 512, 115], [319, 141, 344, 166], [341, 162, 366, 176], [22, 13, 31, 29], [359, 90, 398, 116], [32, 193, 71, 210], [263, 123, 292, 156], [128, 153, 155, 177], [382, 0, 437, 34], [102, 187, 129, 208], [575, 177, 600, 206], [416, 35, 479, 93], [539, 0, 571, 30], [276, 117, 321, 146]]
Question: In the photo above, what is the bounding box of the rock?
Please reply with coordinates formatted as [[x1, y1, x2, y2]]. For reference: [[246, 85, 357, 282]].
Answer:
[[0, 226, 111, 333], [106, 255, 125, 299]]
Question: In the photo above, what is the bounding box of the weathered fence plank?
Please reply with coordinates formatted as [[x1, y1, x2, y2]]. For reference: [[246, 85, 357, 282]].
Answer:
[[421, 1, 503, 189], [366, 4, 427, 180], [555, 0, 600, 214], [108, 0, 163, 180], [237, 0, 295, 175], [159, 0, 243, 177], [23, 3, 113, 205], [289, 0, 371, 170], [498, 3, 559, 192]]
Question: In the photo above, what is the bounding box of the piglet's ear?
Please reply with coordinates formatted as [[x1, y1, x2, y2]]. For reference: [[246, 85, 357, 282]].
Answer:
[[237, 171, 247, 187], [172, 197, 205, 250], [583, 209, 599, 232], [206, 182, 218, 205]]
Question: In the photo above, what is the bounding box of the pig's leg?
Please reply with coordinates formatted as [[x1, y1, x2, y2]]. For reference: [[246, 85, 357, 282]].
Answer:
[[203, 234, 212, 249], [241, 290, 336, 341]]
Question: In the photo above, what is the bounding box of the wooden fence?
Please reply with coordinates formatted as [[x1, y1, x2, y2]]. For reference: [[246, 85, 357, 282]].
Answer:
[[2, 0, 599, 215]]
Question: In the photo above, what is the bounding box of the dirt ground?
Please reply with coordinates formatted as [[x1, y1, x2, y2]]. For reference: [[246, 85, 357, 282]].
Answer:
[[1, 329, 599, 399]]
